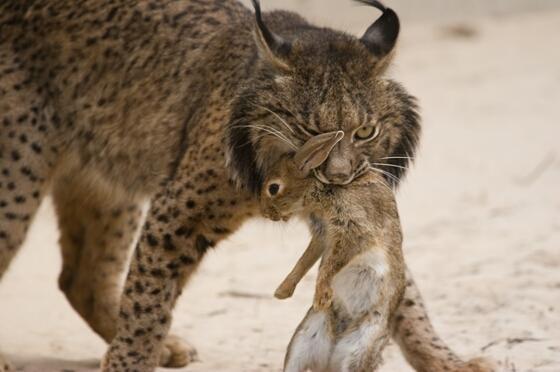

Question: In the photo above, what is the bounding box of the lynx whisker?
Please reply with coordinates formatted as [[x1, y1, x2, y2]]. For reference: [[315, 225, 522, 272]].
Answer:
[[233, 124, 298, 150], [368, 166, 400, 186], [355, 160, 371, 176], [372, 162, 409, 171], [250, 102, 295, 134], [239, 132, 276, 148], [363, 172, 394, 194], [255, 127, 298, 150], [379, 156, 415, 161]]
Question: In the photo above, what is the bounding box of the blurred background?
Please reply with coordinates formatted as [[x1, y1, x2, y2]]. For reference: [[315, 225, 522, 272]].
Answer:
[[1, 1, 559, 371]]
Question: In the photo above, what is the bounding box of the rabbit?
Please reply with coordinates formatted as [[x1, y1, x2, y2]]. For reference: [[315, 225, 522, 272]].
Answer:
[[260, 131, 406, 372]]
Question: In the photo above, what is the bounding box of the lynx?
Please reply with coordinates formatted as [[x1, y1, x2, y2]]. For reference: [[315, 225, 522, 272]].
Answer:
[[0, 0, 492, 371]]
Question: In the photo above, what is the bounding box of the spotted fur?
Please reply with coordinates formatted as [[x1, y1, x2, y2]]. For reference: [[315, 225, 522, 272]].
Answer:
[[0, 1, 490, 371]]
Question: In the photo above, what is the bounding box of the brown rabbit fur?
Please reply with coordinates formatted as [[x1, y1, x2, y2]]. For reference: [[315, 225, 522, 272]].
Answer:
[[261, 131, 406, 371]]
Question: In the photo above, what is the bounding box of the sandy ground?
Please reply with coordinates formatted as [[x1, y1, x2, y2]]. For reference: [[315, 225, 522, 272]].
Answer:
[[1, 6, 560, 372]]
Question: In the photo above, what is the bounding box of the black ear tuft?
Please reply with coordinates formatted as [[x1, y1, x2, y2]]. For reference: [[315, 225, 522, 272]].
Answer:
[[356, 0, 400, 58], [251, 0, 291, 57]]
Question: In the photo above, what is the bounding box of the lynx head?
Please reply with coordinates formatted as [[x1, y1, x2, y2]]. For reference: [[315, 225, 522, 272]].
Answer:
[[227, 0, 420, 194]]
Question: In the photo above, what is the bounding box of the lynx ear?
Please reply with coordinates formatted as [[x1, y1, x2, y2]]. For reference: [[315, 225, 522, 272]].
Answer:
[[251, 0, 291, 70], [356, 0, 400, 60], [294, 131, 345, 176]]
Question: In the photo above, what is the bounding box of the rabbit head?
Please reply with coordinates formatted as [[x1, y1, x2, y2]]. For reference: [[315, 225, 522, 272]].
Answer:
[[261, 131, 344, 221]]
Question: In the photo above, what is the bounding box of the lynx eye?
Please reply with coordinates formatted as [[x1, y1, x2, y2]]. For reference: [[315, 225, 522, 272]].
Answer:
[[354, 125, 379, 141]]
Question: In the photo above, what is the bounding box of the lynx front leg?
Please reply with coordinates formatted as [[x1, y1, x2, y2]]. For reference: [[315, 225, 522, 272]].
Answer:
[[391, 268, 495, 372], [102, 193, 213, 371], [0, 55, 60, 371]]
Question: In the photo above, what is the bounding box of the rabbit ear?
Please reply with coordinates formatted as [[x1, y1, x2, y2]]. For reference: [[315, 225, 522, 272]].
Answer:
[[294, 131, 345, 176]]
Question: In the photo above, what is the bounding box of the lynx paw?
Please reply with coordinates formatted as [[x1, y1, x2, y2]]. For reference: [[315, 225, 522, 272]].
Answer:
[[159, 334, 199, 368], [0, 356, 14, 372]]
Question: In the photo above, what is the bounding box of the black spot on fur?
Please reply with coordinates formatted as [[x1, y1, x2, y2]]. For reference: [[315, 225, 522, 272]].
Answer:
[[134, 281, 145, 294], [175, 226, 193, 237], [5, 212, 17, 220], [11, 150, 21, 161], [195, 234, 214, 256], [146, 234, 159, 247], [157, 214, 169, 223], [163, 233, 175, 251], [133, 328, 146, 337], [179, 255, 195, 265], [166, 261, 180, 271], [133, 302, 142, 315], [212, 227, 230, 235], [31, 143, 42, 153], [150, 269, 165, 278]]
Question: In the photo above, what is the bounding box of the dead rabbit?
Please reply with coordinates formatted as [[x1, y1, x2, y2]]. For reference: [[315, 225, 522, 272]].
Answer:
[[261, 131, 406, 371]]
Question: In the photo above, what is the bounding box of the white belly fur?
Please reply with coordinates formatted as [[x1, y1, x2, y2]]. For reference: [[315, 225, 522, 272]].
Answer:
[[331, 249, 389, 317], [285, 311, 332, 372], [329, 317, 388, 372]]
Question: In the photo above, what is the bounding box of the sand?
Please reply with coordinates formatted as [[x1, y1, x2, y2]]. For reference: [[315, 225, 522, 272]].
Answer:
[[1, 6, 559, 372]]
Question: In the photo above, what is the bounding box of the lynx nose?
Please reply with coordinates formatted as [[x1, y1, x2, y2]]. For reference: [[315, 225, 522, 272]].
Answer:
[[323, 156, 353, 184], [320, 138, 355, 184]]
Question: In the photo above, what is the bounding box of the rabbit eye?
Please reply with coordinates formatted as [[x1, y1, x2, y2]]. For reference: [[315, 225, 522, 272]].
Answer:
[[268, 183, 281, 196], [266, 178, 284, 197]]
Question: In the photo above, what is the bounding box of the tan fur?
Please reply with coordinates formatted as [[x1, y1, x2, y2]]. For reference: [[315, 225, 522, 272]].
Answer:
[[0, 1, 492, 371], [275, 234, 324, 299], [392, 273, 497, 372], [261, 134, 406, 371], [263, 134, 494, 371]]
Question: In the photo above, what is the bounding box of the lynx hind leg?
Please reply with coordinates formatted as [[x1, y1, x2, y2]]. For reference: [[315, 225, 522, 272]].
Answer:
[[53, 173, 144, 342], [391, 269, 496, 372], [0, 357, 14, 372], [53, 174, 196, 368], [284, 308, 332, 372]]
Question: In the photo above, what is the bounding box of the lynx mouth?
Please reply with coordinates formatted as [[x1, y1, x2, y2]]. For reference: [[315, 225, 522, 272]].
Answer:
[[313, 169, 355, 186]]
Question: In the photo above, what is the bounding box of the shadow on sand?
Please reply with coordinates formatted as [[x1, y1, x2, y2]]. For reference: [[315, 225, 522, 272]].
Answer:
[[8, 355, 99, 372]]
